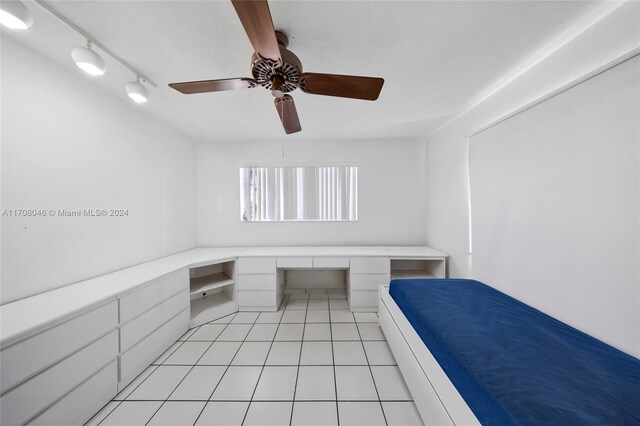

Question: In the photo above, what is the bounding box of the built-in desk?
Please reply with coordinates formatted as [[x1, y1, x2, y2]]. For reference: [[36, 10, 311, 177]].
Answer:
[[237, 246, 446, 312], [0, 245, 445, 426]]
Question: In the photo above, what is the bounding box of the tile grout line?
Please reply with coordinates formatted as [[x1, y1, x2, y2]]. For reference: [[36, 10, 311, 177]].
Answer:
[[191, 311, 264, 426], [99, 294, 372, 426], [144, 313, 241, 426], [89, 400, 122, 426], [241, 295, 291, 426], [97, 319, 211, 424], [108, 320, 202, 403], [329, 294, 341, 426], [287, 293, 309, 426], [354, 318, 389, 426]]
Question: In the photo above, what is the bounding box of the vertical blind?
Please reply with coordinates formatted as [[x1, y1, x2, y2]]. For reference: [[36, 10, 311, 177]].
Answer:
[[240, 166, 358, 221]]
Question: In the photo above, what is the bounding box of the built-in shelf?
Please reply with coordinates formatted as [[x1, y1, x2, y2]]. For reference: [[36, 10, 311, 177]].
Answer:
[[189, 261, 237, 327], [190, 272, 234, 300], [391, 270, 437, 279], [390, 258, 446, 279], [190, 293, 236, 327]]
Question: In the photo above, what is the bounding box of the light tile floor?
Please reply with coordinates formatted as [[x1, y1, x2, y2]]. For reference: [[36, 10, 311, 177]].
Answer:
[[86, 292, 423, 426]]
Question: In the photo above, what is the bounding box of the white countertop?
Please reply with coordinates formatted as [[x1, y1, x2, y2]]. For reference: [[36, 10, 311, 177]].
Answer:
[[0, 245, 445, 348]]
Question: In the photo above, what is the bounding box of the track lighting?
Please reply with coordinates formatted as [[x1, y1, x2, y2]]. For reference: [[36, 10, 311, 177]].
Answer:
[[0, 0, 33, 30], [71, 41, 106, 76], [125, 77, 149, 103]]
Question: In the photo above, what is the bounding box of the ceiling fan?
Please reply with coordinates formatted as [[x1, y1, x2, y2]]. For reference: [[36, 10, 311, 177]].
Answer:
[[168, 0, 384, 134]]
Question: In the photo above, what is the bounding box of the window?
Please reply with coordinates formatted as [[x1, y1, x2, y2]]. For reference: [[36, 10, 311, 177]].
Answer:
[[240, 165, 358, 221]]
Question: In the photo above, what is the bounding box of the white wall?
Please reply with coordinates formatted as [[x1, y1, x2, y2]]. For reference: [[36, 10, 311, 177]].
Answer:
[[470, 56, 639, 356], [424, 1, 640, 356], [197, 138, 425, 246], [425, 2, 640, 279], [1, 36, 198, 304]]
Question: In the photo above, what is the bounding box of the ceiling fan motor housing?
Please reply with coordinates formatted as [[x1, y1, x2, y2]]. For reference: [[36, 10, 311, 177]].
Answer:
[[251, 31, 302, 94]]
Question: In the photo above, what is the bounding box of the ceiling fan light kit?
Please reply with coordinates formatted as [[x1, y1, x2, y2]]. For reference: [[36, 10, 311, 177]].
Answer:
[[0, 0, 33, 30], [169, 0, 385, 135]]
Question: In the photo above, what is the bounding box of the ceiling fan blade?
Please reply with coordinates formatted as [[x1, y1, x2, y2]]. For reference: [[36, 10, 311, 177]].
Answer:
[[299, 73, 384, 101], [169, 78, 257, 94], [231, 0, 282, 67], [274, 95, 302, 134]]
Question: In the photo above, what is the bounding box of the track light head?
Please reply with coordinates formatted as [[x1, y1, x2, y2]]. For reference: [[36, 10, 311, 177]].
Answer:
[[0, 0, 33, 30], [71, 42, 105, 76], [125, 78, 149, 103]]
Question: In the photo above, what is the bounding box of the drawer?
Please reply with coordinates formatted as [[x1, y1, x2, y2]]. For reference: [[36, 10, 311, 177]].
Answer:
[[350, 291, 378, 308], [237, 291, 277, 308], [313, 257, 349, 268], [119, 269, 188, 325], [238, 257, 276, 274], [120, 291, 189, 353], [237, 274, 276, 291], [350, 257, 390, 274], [0, 301, 117, 394], [378, 304, 454, 425], [277, 257, 313, 268], [29, 361, 117, 426], [350, 274, 390, 291], [119, 309, 188, 388], [0, 330, 117, 426]]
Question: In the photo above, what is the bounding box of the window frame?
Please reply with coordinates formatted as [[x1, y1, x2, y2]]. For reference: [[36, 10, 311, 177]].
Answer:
[[238, 161, 359, 223]]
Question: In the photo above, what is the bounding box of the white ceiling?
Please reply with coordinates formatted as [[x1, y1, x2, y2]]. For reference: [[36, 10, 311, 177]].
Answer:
[[7, 0, 601, 141]]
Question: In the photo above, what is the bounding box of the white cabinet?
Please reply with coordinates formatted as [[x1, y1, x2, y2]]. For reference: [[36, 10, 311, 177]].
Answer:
[[350, 274, 390, 291], [120, 291, 188, 352], [277, 257, 313, 268], [237, 274, 276, 291], [0, 330, 117, 426], [238, 257, 277, 273], [189, 261, 237, 328], [0, 301, 117, 394], [237, 291, 278, 307], [350, 290, 379, 308], [349, 257, 391, 312], [120, 270, 187, 324], [29, 361, 117, 426], [313, 257, 350, 268], [237, 257, 279, 311], [119, 309, 189, 388], [117, 269, 190, 390], [390, 259, 446, 279], [350, 257, 390, 274], [0, 301, 118, 426]]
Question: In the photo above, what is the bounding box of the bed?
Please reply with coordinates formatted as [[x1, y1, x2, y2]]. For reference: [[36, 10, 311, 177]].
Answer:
[[378, 279, 640, 425]]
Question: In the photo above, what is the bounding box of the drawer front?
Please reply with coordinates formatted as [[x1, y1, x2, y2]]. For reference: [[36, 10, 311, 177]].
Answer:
[[350, 291, 378, 308], [120, 269, 188, 325], [237, 274, 276, 291], [238, 257, 276, 274], [350, 274, 390, 291], [29, 361, 117, 426], [0, 301, 117, 394], [0, 330, 117, 426], [237, 291, 277, 307], [350, 257, 390, 274], [313, 257, 350, 268], [378, 303, 454, 425], [277, 257, 313, 268], [120, 291, 189, 353], [119, 309, 188, 388]]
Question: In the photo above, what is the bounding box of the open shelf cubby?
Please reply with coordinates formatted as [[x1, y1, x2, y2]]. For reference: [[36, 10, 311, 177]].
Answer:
[[189, 261, 237, 327], [390, 259, 446, 280]]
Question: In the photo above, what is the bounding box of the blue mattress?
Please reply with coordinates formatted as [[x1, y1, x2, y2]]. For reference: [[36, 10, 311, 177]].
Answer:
[[389, 279, 640, 425]]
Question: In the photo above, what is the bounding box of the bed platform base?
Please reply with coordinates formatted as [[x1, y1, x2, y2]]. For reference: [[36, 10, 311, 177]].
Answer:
[[378, 285, 479, 426]]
